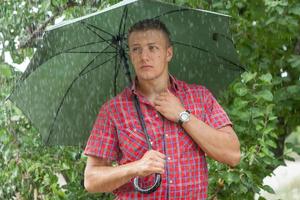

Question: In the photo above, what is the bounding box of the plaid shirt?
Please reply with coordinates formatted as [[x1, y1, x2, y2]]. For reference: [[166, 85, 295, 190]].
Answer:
[[84, 75, 232, 199]]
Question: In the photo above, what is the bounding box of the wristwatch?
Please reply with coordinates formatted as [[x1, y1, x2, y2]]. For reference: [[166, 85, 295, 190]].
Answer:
[[178, 110, 190, 125]]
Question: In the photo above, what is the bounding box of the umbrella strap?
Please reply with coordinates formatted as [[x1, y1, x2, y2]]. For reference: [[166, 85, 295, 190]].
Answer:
[[132, 94, 152, 150]]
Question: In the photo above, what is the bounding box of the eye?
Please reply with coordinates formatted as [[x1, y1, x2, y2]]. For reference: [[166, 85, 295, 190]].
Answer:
[[149, 45, 157, 51], [131, 47, 141, 53]]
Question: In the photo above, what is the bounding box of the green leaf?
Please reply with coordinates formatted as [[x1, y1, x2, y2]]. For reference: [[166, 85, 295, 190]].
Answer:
[[258, 196, 267, 200], [225, 172, 240, 184], [250, 107, 264, 119], [284, 155, 295, 161], [265, 140, 277, 148], [0, 64, 12, 78], [263, 127, 275, 135], [261, 185, 275, 194], [256, 90, 273, 101], [259, 73, 272, 83], [288, 55, 300, 69], [287, 85, 300, 96], [233, 82, 248, 96], [241, 72, 257, 83], [233, 98, 249, 109], [289, 4, 300, 16]]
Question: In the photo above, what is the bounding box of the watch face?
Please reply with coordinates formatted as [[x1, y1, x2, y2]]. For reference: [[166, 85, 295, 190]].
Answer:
[[180, 111, 190, 122], [182, 113, 189, 121]]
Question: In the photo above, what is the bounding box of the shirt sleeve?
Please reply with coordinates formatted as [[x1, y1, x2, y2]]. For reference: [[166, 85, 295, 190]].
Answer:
[[84, 102, 120, 161], [203, 87, 232, 129]]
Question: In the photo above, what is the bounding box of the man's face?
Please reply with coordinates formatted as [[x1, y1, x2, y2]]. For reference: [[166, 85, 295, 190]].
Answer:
[[128, 29, 173, 82]]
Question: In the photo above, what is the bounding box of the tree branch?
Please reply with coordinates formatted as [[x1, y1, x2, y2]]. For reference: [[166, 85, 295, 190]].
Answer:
[[20, 0, 86, 49]]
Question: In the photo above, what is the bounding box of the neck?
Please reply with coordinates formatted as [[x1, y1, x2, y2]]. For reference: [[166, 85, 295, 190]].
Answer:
[[136, 74, 170, 100]]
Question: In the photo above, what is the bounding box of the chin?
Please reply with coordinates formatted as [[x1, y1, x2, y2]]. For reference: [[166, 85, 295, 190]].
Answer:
[[137, 72, 157, 81]]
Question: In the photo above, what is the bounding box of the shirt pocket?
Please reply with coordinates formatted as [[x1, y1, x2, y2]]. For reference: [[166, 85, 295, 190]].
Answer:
[[118, 127, 149, 162]]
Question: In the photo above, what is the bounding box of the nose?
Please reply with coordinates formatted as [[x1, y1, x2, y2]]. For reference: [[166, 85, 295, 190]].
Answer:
[[140, 48, 149, 61]]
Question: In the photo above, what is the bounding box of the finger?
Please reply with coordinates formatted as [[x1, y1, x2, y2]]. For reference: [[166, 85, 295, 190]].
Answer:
[[151, 150, 166, 159], [150, 160, 165, 170], [153, 98, 162, 105], [166, 88, 172, 94], [154, 105, 163, 113], [149, 155, 166, 164], [150, 167, 165, 174], [155, 95, 166, 102], [153, 99, 165, 107], [154, 158, 166, 166]]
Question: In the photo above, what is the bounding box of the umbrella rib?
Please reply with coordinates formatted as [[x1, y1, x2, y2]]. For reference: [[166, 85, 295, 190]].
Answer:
[[79, 42, 117, 76], [56, 40, 115, 56], [63, 40, 113, 54], [82, 21, 115, 37], [173, 41, 245, 71], [46, 53, 117, 144], [81, 54, 117, 76], [81, 22, 116, 49], [46, 43, 116, 144], [65, 40, 110, 51], [122, 7, 128, 38], [152, 8, 190, 20], [113, 52, 119, 96], [118, 6, 128, 41], [151, 9, 234, 44], [18, 39, 114, 82], [66, 51, 116, 54]]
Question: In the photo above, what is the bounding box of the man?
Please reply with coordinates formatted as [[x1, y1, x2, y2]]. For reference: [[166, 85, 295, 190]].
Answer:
[[84, 19, 240, 199]]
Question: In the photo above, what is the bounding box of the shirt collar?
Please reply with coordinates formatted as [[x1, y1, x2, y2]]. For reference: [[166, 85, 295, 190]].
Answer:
[[130, 73, 179, 95]]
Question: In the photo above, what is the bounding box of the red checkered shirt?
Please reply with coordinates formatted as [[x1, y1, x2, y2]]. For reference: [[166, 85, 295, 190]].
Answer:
[[84, 75, 232, 200]]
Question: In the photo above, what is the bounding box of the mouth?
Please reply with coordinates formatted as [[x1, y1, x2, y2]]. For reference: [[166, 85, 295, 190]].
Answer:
[[140, 65, 153, 69]]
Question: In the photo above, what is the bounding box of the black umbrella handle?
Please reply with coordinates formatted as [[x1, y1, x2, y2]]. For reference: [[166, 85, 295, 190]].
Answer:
[[120, 50, 162, 194], [133, 173, 162, 194]]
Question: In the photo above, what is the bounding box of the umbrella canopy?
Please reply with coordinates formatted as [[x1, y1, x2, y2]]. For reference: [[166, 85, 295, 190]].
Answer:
[[9, 0, 244, 145]]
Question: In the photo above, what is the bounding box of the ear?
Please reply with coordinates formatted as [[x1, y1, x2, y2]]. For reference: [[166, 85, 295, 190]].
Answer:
[[166, 46, 173, 62]]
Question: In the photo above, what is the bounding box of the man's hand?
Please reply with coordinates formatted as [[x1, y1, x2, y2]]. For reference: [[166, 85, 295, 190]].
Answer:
[[153, 89, 185, 122], [135, 150, 166, 177]]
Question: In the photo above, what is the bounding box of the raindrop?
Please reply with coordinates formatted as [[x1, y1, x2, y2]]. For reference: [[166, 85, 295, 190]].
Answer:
[[47, 11, 53, 17], [18, 1, 25, 8], [31, 6, 39, 13], [281, 71, 288, 77], [282, 45, 287, 51]]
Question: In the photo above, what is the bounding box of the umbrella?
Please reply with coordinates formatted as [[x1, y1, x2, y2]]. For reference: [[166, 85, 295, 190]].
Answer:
[[9, 0, 244, 146]]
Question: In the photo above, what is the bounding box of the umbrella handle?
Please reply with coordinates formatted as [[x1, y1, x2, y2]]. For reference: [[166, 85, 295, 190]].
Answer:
[[133, 173, 161, 194]]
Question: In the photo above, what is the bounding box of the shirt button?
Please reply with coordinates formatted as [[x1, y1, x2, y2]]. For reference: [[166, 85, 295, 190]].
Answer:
[[168, 157, 171, 161], [165, 134, 169, 137], [133, 128, 136, 132], [155, 114, 159, 118], [169, 180, 173, 184]]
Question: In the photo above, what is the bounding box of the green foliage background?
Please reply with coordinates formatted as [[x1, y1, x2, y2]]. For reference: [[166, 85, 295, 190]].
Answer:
[[1, 0, 300, 199]]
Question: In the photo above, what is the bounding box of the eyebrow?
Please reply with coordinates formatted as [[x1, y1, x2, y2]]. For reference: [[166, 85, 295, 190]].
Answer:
[[130, 42, 157, 46]]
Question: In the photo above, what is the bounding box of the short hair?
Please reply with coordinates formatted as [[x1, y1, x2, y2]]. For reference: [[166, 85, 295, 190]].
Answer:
[[128, 19, 172, 46]]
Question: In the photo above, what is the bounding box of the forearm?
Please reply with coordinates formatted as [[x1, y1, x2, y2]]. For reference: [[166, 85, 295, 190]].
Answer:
[[182, 114, 240, 166], [84, 161, 138, 193]]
